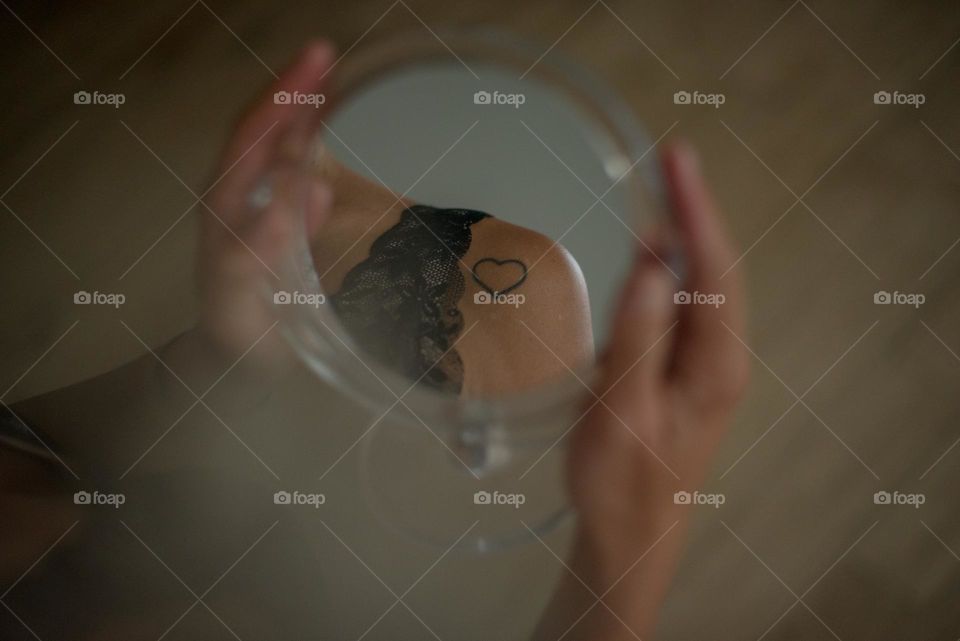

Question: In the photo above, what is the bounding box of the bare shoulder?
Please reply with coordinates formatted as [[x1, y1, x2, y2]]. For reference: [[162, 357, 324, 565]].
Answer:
[[467, 217, 587, 298], [458, 216, 594, 396]]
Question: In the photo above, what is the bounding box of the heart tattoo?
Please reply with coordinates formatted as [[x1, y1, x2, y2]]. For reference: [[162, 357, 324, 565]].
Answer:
[[471, 258, 528, 295]]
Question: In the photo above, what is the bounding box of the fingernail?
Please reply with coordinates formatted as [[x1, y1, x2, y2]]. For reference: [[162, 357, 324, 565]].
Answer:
[[626, 261, 673, 315]]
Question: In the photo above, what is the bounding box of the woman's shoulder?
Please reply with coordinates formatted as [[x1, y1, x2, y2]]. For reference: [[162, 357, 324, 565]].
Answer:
[[458, 216, 595, 396], [467, 216, 586, 297]]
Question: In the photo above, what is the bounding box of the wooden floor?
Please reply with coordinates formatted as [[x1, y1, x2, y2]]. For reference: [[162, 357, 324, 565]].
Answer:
[[1, 1, 959, 639]]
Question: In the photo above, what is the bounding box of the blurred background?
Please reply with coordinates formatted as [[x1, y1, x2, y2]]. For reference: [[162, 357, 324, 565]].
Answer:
[[1, 1, 959, 639]]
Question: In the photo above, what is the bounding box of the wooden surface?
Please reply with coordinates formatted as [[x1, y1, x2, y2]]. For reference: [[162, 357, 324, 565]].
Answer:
[[1, 1, 959, 639]]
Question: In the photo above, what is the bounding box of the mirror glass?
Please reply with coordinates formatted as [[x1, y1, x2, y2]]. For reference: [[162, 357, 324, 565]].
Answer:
[[273, 32, 666, 551], [308, 36, 662, 402]]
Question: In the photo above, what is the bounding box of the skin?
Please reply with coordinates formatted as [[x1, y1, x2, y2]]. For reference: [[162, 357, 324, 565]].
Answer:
[[534, 142, 749, 641], [310, 150, 594, 397], [1, 42, 747, 640], [460, 220, 593, 396]]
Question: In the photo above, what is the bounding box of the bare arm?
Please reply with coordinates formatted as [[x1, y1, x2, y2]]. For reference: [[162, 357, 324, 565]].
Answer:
[[1, 42, 338, 582], [533, 142, 748, 640]]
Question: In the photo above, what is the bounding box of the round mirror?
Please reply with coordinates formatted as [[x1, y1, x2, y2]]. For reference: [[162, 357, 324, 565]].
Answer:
[[271, 30, 667, 551]]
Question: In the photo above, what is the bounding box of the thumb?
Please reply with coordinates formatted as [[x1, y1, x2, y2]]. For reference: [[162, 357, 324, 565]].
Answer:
[[241, 129, 334, 273], [597, 247, 678, 404]]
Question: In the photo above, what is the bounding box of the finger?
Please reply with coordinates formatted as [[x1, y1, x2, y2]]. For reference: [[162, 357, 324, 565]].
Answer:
[[212, 41, 336, 220], [596, 245, 677, 405], [571, 246, 676, 467], [246, 167, 333, 269], [661, 142, 748, 406], [305, 180, 334, 239]]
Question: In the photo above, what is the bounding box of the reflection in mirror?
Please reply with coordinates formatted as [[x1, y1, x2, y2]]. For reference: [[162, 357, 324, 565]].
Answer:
[[310, 53, 651, 401], [267, 34, 667, 552]]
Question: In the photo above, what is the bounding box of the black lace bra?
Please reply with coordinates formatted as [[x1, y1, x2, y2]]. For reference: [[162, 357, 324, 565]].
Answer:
[[329, 205, 490, 394]]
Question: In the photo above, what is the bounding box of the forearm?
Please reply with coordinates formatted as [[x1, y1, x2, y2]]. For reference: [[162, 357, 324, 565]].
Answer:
[[9, 327, 273, 479], [532, 522, 687, 641]]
